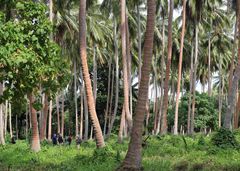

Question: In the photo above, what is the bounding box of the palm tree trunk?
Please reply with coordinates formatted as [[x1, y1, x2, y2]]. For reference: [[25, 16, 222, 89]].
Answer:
[[108, 65, 115, 135], [224, 2, 240, 129], [80, 87, 84, 139], [93, 44, 97, 103], [107, 18, 119, 137], [79, 0, 105, 148], [187, 44, 194, 134], [121, 0, 132, 130], [74, 57, 79, 136], [118, 106, 125, 143], [4, 100, 8, 138], [56, 95, 60, 134], [40, 93, 48, 141], [208, 38, 212, 96], [118, 0, 155, 169], [9, 102, 13, 138], [156, 14, 165, 135], [190, 23, 199, 135], [61, 92, 65, 137], [83, 85, 89, 140], [137, 5, 142, 82], [160, 0, 173, 135], [104, 58, 112, 136], [28, 93, 40, 152], [48, 100, 52, 140], [174, 0, 186, 135], [218, 55, 222, 128], [25, 101, 28, 139], [0, 83, 5, 145]]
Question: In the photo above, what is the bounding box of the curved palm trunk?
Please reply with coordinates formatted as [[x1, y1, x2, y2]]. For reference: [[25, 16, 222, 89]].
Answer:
[[121, 0, 132, 130], [79, 0, 105, 148], [28, 93, 40, 152], [118, 0, 155, 169], [224, 2, 240, 129], [174, 0, 186, 135], [160, 0, 173, 135], [40, 93, 48, 141]]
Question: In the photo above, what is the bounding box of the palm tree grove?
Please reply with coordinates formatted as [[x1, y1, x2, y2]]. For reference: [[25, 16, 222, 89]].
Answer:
[[1, 0, 240, 170]]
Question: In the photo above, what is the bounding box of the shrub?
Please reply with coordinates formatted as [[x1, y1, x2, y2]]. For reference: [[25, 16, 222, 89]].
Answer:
[[211, 128, 238, 149]]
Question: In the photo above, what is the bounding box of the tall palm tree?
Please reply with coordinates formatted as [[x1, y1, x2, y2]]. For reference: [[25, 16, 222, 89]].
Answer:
[[79, 0, 105, 148], [161, 0, 173, 135], [117, 0, 155, 169], [174, 0, 186, 135], [121, 0, 132, 131]]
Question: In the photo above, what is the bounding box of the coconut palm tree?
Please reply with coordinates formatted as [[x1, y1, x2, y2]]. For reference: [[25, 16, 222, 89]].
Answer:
[[117, 0, 155, 169], [79, 0, 105, 148]]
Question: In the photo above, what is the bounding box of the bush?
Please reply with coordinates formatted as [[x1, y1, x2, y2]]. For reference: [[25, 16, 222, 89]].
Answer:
[[211, 128, 238, 149]]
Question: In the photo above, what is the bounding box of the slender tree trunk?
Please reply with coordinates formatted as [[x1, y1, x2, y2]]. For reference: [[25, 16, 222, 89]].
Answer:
[[74, 57, 79, 136], [107, 18, 119, 137], [104, 58, 112, 136], [61, 92, 65, 137], [156, 14, 165, 135], [79, 0, 105, 148], [9, 102, 13, 138], [83, 85, 89, 140], [15, 115, 18, 139], [108, 65, 115, 135], [118, 0, 155, 169], [40, 93, 48, 141], [160, 0, 173, 135], [28, 93, 40, 152], [208, 38, 212, 96], [55, 95, 60, 134], [25, 101, 28, 139], [118, 106, 125, 143], [187, 44, 194, 134], [121, 0, 132, 130], [48, 100, 52, 140], [93, 44, 97, 103], [190, 23, 199, 135], [218, 55, 223, 128], [80, 87, 84, 139], [174, 0, 186, 135], [225, 2, 240, 129], [145, 100, 150, 135], [0, 83, 5, 145], [4, 100, 8, 138]]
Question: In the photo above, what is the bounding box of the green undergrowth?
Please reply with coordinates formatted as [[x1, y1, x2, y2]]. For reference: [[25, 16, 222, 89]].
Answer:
[[0, 132, 240, 171]]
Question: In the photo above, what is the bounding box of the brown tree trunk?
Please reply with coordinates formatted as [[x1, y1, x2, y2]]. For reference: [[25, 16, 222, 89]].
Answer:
[[174, 0, 186, 135], [40, 93, 48, 141], [121, 0, 132, 130], [28, 93, 40, 152], [161, 0, 173, 135], [118, 106, 126, 143], [118, 0, 155, 169], [79, 0, 105, 148]]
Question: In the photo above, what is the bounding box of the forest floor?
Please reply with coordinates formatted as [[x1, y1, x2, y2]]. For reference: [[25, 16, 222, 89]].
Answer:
[[0, 132, 240, 171]]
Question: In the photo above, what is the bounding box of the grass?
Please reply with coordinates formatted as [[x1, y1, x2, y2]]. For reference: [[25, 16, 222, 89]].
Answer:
[[0, 133, 240, 171]]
